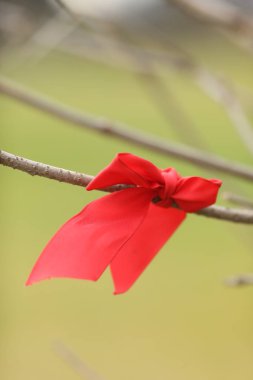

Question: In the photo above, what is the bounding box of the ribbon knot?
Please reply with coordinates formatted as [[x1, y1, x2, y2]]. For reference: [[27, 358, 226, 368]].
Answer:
[[156, 169, 179, 208], [26, 153, 222, 294]]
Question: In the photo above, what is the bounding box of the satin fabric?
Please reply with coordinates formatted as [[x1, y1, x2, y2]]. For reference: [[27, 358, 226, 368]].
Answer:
[[26, 153, 222, 294]]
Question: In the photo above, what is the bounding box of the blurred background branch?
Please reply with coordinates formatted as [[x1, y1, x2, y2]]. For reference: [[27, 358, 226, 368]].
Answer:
[[225, 273, 253, 287], [54, 341, 106, 380], [167, 0, 253, 32], [223, 192, 253, 208], [167, 0, 253, 53], [4, 0, 252, 157], [2, 76, 253, 182]]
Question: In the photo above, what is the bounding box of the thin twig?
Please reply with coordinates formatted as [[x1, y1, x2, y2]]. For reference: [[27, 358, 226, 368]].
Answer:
[[194, 205, 253, 224], [224, 273, 253, 287], [223, 192, 253, 209], [2, 149, 253, 224], [197, 71, 253, 155], [1, 77, 253, 183], [108, 26, 205, 148], [54, 340, 106, 380]]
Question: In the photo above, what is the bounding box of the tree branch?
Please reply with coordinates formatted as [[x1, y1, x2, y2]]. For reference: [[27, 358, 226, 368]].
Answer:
[[1, 77, 253, 183], [1, 149, 253, 224], [0, 150, 125, 193]]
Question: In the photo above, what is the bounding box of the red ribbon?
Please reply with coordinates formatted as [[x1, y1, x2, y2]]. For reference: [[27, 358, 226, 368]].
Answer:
[[26, 153, 222, 294]]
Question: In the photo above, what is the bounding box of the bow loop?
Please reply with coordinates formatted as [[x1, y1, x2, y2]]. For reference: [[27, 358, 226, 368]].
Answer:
[[87, 153, 163, 191], [173, 177, 222, 212]]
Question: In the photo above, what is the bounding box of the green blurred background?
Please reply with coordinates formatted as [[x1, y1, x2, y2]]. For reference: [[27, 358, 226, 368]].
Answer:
[[1, 1, 253, 379]]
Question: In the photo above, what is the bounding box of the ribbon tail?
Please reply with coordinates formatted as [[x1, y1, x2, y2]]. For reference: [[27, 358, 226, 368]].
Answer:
[[26, 188, 153, 286], [110, 205, 186, 294]]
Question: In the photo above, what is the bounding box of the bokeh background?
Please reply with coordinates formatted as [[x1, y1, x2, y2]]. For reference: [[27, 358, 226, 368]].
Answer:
[[1, 1, 253, 379]]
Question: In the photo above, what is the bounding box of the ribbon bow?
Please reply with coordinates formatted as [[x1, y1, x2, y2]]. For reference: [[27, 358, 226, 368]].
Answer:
[[26, 153, 222, 294]]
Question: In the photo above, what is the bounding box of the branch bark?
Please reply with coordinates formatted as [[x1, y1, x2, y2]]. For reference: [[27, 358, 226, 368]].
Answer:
[[1, 149, 253, 224], [0, 150, 125, 193], [2, 77, 253, 183]]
